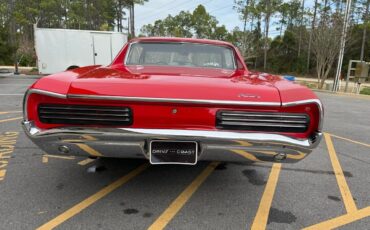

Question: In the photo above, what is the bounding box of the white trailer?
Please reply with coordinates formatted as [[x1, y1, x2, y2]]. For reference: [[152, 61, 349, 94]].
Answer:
[[34, 26, 127, 74]]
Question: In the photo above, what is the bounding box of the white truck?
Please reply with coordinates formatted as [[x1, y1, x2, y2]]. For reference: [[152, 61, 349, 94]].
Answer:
[[34, 26, 127, 74]]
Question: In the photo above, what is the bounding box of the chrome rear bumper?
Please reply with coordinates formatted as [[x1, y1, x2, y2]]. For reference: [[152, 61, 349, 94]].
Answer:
[[22, 120, 322, 164]]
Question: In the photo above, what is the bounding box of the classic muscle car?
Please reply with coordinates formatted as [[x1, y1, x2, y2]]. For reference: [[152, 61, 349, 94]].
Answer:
[[22, 37, 323, 165]]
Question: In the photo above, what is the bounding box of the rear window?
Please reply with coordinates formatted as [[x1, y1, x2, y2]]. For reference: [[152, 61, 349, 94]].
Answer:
[[125, 42, 236, 70]]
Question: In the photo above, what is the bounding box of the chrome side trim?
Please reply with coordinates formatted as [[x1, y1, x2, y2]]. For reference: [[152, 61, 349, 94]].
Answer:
[[282, 99, 324, 131], [28, 89, 67, 99], [23, 89, 323, 130], [67, 94, 281, 106], [22, 89, 67, 120]]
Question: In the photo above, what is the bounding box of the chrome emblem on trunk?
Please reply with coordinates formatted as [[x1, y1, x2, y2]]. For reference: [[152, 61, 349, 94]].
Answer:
[[238, 93, 261, 99]]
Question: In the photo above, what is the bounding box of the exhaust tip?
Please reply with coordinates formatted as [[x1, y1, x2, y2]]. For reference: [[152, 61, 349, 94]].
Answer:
[[58, 145, 70, 154], [274, 153, 287, 161]]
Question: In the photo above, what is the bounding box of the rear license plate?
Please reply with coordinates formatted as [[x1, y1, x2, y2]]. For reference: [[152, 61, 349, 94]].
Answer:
[[149, 140, 198, 165]]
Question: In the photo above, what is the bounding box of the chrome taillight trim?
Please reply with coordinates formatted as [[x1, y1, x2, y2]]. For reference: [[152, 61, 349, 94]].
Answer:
[[219, 121, 307, 128], [216, 111, 310, 133], [282, 99, 324, 131], [220, 117, 307, 123], [220, 112, 307, 119], [23, 89, 67, 120], [23, 89, 323, 131], [38, 104, 133, 125]]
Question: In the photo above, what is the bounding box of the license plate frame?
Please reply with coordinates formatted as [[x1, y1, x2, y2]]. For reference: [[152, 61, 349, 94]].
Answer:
[[149, 140, 198, 165]]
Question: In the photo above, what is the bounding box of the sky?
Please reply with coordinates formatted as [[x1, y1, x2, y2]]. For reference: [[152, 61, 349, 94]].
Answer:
[[125, 0, 243, 35], [122, 0, 319, 37]]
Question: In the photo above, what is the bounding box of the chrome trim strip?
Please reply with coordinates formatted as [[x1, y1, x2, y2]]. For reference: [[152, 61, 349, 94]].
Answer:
[[221, 112, 307, 119], [28, 89, 67, 99], [282, 99, 324, 131], [220, 117, 307, 123], [39, 116, 130, 122], [22, 89, 67, 120], [219, 121, 307, 128], [40, 111, 129, 117], [24, 89, 323, 130], [39, 105, 129, 112], [67, 94, 281, 106]]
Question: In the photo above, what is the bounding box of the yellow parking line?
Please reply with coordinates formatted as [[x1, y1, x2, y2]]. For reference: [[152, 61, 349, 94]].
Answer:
[[329, 133, 370, 148], [76, 144, 103, 157], [77, 158, 96, 166], [303, 206, 370, 229], [0, 169, 5, 180], [0, 132, 19, 182], [44, 155, 75, 160], [148, 161, 220, 230], [37, 163, 149, 230], [42, 155, 49, 163], [251, 163, 282, 230], [324, 133, 357, 213], [0, 111, 22, 115], [0, 117, 23, 123]]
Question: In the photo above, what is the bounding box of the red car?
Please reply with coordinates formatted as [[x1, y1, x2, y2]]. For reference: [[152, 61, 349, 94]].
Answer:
[[22, 37, 323, 165]]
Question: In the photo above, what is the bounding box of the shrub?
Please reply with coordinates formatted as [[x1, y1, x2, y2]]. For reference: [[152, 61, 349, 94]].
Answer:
[[360, 87, 370, 95]]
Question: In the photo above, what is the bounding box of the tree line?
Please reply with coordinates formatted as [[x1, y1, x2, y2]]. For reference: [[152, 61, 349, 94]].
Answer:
[[140, 1, 369, 88], [0, 0, 146, 66], [0, 0, 369, 89]]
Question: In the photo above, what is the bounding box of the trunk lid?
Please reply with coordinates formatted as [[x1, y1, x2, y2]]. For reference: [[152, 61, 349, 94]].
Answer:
[[67, 67, 281, 104]]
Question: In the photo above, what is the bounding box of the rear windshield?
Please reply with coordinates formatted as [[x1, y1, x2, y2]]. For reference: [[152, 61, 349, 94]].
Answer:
[[125, 42, 236, 70]]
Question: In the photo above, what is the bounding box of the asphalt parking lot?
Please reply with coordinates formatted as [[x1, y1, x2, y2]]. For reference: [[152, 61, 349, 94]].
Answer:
[[0, 75, 369, 230]]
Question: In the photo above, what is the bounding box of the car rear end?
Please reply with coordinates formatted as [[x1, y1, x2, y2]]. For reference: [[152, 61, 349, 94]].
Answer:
[[22, 88, 322, 165]]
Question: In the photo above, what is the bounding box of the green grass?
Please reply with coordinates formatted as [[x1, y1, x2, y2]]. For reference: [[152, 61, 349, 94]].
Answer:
[[360, 87, 370, 95]]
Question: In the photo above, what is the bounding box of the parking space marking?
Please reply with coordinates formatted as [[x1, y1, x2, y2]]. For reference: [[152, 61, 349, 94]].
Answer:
[[250, 163, 281, 230], [0, 116, 23, 123], [42, 155, 49, 163], [303, 206, 370, 229], [0, 132, 19, 181], [0, 84, 32, 85], [148, 161, 220, 230], [324, 133, 357, 213], [36, 163, 149, 230], [42, 155, 76, 164], [77, 158, 96, 166], [330, 133, 370, 148], [0, 111, 21, 115], [43, 154, 96, 166]]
